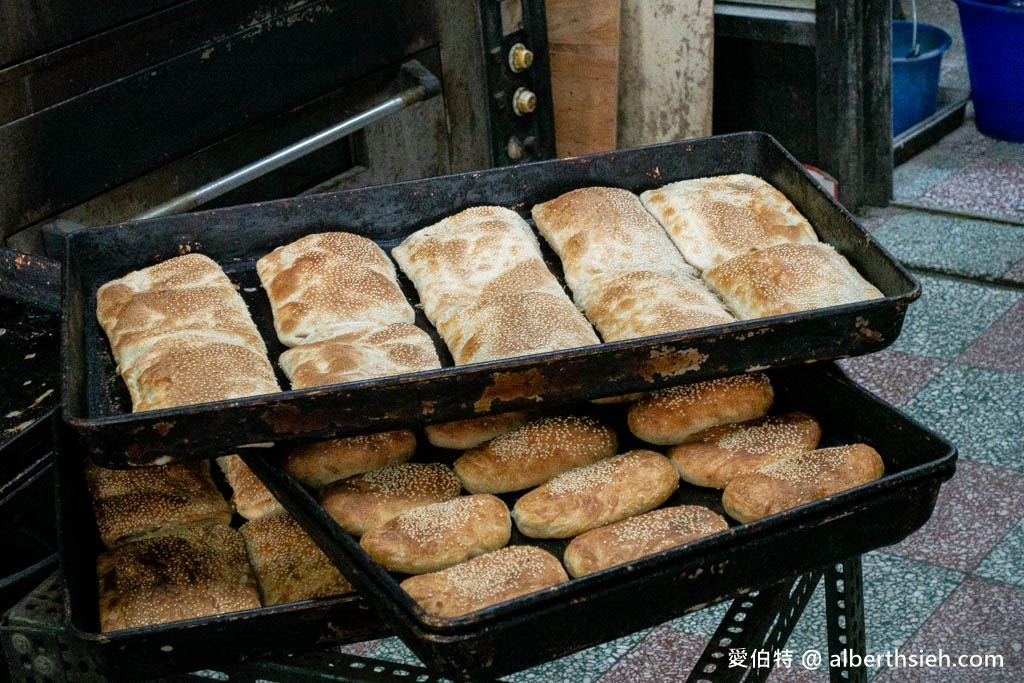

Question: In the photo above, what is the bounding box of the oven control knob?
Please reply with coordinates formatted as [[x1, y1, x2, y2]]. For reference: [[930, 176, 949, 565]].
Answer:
[[508, 43, 534, 72], [512, 87, 537, 116]]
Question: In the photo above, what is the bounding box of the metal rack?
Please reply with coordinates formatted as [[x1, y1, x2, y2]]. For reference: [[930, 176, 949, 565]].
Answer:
[[2, 558, 866, 682]]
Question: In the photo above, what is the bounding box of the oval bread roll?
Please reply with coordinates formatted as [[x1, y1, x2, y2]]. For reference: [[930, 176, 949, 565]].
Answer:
[[400, 545, 568, 618], [512, 450, 679, 539], [424, 410, 537, 450], [563, 506, 729, 578], [628, 373, 774, 446], [282, 430, 417, 489], [454, 415, 618, 493], [668, 412, 822, 489], [360, 494, 511, 574], [320, 462, 461, 537], [722, 444, 885, 523]]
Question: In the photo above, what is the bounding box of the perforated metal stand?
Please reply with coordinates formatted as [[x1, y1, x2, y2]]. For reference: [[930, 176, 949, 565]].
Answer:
[[2, 560, 868, 682]]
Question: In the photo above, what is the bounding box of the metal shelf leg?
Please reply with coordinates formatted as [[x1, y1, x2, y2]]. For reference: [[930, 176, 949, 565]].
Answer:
[[824, 556, 867, 683]]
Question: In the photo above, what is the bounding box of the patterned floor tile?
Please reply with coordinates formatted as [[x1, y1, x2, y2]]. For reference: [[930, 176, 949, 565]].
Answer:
[[361, 637, 425, 668], [974, 516, 1024, 588], [889, 274, 1021, 360], [902, 364, 1024, 471], [893, 147, 967, 202], [870, 578, 1024, 681], [507, 629, 651, 682], [1004, 257, 1024, 284], [986, 141, 1024, 165], [960, 298, 1024, 374], [855, 206, 898, 234], [785, 553, 964, 663], [917, 158, 1024, 224], [839, 349, 947, 406], [933, 115, 998, 160], [880, 460, 1024, 572], [667, 600, 732, 639], [870, 212, 1024, 281], [334, 639, 378, 657], [596, 625, 705, 683]]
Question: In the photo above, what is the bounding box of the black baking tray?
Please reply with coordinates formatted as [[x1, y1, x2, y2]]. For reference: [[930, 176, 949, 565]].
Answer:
[[246, 363, 957, 681], [54, 422, 390, 680], [61, 132, 920, 466]]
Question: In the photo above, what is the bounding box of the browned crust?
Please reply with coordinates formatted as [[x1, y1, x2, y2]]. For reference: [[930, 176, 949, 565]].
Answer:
[[84, 458, 232, 549], [453, 415, 618, 494], [216, 455, 282, 521], [320, 462, 462, 536], [627, 373, 774, 446], [563, 505, 729, 578], [400, 545, 568, 618], [511, 450, 680, 539], [281, 430, 417, 489], [239, 512, 353, 606], [97, 525, 261, 632], [721, 444, 885, 523], [424, 410, 537, 450], [360, 495, 511, 574], [668, 412, 822, 489]]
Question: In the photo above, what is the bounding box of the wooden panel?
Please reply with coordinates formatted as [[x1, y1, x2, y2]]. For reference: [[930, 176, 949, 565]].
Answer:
[[546, 0, 621, 156]]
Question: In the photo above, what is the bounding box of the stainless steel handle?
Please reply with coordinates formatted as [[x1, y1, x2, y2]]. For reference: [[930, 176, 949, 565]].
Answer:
[[132, 60, 442, 221]]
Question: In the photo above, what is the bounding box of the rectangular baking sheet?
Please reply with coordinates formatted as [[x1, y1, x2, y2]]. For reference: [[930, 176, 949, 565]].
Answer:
[[247, 363, 957, 681], [61, 132, 920, 466]]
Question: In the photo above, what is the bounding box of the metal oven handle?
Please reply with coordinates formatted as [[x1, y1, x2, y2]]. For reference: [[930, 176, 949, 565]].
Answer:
[[132, 60, 442, 221]]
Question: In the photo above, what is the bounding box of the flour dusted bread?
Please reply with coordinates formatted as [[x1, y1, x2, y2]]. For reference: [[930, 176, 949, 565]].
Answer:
[[360, 494, 511, 574], [531, 187, 698, 301], [628, 373, 774, 446], [531, 187, 732, 342], [392, 206, 598, 365], [321, 462, 462, 536], [256, 232, 415, 346], [239, 512, 353, 606], [96, 253, 280, 413], [722, 444, 885, 523], [454, 415, 618, 493], [85, 459, 232, 548], [424, 410, 537, 450], [512, 450, 679, 539], [400, 545, 568, 618], [640, 174, 819, 272], [669, 412, 822, 488], [703, 242, 884, 319], [278, 323, 440, 389], [216, 455, 282, 520], [563, 506, 729, 578], [97, 524, 260, 632], [282, 430, 416, 489]]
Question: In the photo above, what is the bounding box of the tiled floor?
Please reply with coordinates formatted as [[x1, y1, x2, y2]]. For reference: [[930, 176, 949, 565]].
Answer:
[[345, 115, 1024, 681]]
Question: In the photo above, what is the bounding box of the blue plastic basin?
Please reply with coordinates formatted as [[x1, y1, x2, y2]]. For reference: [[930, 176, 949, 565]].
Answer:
[[892, 21, 952, 136], [954, 0, 1024, 142]]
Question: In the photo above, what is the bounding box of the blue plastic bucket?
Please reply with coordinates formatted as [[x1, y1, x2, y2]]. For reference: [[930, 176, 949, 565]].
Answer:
[[953, 0, 1024, 142], [892, 21, 952, 135]]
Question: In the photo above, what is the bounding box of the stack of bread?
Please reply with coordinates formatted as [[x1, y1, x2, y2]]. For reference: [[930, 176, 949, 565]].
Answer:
[[640, 174, 883, 318], [92, 253, 352, 630]]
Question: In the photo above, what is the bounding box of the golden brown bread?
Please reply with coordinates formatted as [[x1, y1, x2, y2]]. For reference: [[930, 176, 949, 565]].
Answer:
[[722, 444, 885, 523], [216, 455, 282, 521], [563, 505, 729, 578], [97, 525, 261, 632], [278, 322, 441, 389], [530, 187, 699, 303], [239, 511, 353, 606], [320, 462, 462, 536], [84, 459, 232, 549], [256, 232, 415, 347], [392, 206, 599, 365], [453, 415, 618, 494], [628, 373, 774, 446], [511, 450, 679, 539], [96, 254, 280, 413], [400, 545, 569, 618], [281, 430, 416, 489], [668, 412, 822, 489], [702, 242, 884, 320], [360, 494, 511, 574], [640, 174, 819, 272], [424, 410, 537, 450]]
